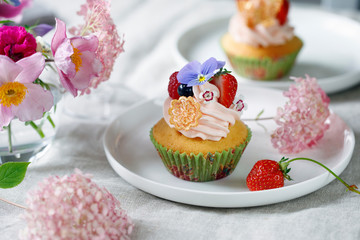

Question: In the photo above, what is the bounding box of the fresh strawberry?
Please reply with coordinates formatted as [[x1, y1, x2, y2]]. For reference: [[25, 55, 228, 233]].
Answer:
[[246, 157, 360, 193], [168, 71, 180, 99], [210, 70, 237, 108], [246, 160, 284, 191], [276, 0, 289, 25]]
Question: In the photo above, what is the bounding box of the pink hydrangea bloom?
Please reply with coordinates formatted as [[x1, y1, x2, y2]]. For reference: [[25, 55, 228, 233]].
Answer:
[[0, 0, 32, 23], [271, 75, 330, 154], [70, 0, 125, 94], [51, 18, 102, 97], [20, 169, 134, 240], [0, 25, 37, 62], [0, 53, 53, 129]]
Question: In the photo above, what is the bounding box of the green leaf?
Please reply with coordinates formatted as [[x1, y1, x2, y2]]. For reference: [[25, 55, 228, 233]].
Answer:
[[0, 162, 30, 189], [0, 20, 14, 24]]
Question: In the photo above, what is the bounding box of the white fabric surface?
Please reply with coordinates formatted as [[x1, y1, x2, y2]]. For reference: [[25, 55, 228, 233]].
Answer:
[[1, 0, 360, 239]]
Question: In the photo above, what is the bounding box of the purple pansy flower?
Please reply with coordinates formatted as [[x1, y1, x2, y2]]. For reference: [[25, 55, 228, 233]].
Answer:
[[31, 24, 53, 37], [177, 57, 225, 86]]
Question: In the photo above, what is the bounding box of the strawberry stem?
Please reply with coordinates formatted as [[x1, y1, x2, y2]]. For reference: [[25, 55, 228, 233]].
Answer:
[[213, 68, 232, 78], [283, 157, 359, 194]]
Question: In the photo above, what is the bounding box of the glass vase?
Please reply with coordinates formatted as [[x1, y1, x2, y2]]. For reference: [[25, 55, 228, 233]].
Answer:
[[0, 85, 63, 164]]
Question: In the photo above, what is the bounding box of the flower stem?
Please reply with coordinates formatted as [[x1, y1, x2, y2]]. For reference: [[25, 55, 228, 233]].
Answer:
[[7, 123, 12, 153], [27, 121, 45, 138], [242, 117, 274, 121], [47, 115, 55, 129], [287, 157, 360, 194], [0, 196, 27, 209]]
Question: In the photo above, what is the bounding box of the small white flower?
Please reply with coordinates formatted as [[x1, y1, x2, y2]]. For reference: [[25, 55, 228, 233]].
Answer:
[[35, 36, 53, 57], [231, 94, 247, 114], [199, 89, 218, 104]]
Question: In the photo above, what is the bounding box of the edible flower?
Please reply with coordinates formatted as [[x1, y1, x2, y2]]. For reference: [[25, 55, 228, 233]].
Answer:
[[177, 57, 225, 86], [199, 88, 218, 104], [231, 94, 247, 113]]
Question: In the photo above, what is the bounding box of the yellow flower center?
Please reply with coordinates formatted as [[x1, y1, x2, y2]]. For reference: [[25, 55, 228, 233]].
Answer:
[[0, 82, 28, 108], [70, 47, 82, 72], [198, 75, 206, 83]]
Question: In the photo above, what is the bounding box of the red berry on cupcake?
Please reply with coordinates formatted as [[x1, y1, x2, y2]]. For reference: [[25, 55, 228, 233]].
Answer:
[[168, 71, 181, 99], [210, 70, 238, 108], [277, 0, 289, 25]]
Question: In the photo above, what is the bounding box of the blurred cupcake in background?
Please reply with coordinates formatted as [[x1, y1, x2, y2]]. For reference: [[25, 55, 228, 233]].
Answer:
[[221, 0, 303, 80]]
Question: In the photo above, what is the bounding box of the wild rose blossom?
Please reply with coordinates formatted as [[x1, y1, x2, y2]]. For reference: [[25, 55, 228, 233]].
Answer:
[[70, 0, 125, 94], [0, 25, 37, 62], [51, 18, 102, 97], [0, 0, 32, 22], [0, 53, 53, 129], [271, 75, 330, 154], [20, 169, 134, 240]]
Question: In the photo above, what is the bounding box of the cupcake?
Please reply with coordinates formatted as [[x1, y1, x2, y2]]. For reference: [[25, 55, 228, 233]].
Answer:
[[221, 0, 303, 80], [150, 57, 251, 182]]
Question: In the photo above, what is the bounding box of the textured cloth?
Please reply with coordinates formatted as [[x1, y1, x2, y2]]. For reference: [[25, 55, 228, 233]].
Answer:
[[1, 1, 360, 239]]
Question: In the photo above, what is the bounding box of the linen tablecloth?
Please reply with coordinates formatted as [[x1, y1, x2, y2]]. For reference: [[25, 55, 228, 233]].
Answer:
[[1, 0, 360, 239]]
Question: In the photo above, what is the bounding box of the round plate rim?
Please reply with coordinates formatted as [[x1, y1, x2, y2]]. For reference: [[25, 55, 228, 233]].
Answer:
[[103, 86, 355, 208]]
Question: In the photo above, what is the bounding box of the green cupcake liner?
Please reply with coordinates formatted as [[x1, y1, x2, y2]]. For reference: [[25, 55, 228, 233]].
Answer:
[[225, 50, 301, 81], [149, 127, 252, 182]]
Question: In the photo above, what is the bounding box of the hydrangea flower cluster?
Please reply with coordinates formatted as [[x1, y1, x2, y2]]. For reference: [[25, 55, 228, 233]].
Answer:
[[69, 0, 125, 94], [271, 75, 330, 154], [20, 170, 133, 240]]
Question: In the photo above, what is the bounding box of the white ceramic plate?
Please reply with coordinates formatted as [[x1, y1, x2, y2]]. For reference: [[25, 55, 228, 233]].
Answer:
[[103, 86, 355, 208], [172, 6, 360, 94]]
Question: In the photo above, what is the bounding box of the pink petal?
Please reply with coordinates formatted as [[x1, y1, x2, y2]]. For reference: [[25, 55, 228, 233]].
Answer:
[[57, 69, 78, 97], [71, 35, 99, 53], [11, 83, 53, 122], [54, 39, 76, 79], [16, 53, 45, 83], [0, 55, 22, 85], [72, 51, 101, 90], [0, 105, 13, 129], [51, 18, 67, 54]]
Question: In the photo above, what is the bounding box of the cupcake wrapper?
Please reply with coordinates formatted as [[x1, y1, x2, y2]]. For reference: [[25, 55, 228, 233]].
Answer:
[[225, 50, 301, 81], [150, 127, 252, 182]]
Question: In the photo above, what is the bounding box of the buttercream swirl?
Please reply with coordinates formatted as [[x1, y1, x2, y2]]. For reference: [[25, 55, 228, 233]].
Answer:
[[229, 13, 294, 47], [163, 82, 240, 141]]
